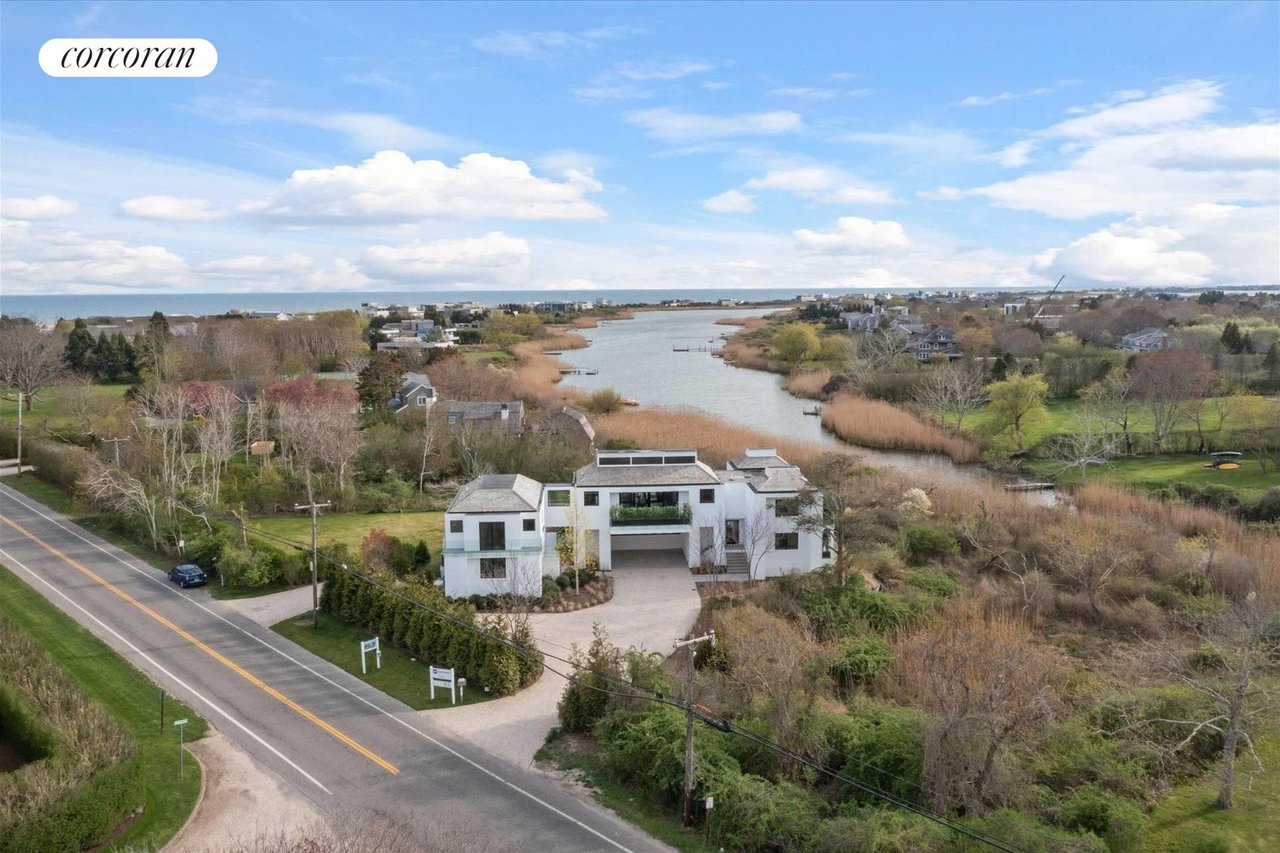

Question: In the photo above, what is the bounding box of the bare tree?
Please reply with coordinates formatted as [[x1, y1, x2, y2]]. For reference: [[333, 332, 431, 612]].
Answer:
[[1112, 593, 1280, 810], [1048, 523, 1131, 618], [740, 506, 780, 581], [81, 464, 162, 549], [1131, 348, 1214, 454], [915, 363, 989, 428], [0, 323, 64, 410], [1044, 408, 1121, 482], [1081, 370, 1138, 456], [893, 606, 1062, 813], [194, 387, 238, 504], [857, 328, 915, 371]]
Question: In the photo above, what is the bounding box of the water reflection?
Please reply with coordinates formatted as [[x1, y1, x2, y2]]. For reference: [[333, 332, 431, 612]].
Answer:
[[558, 309, 1041, 497]]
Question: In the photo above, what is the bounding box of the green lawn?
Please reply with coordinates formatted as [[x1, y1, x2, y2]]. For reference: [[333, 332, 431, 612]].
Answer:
[[250, 510, 444, 571], [536, 733, 716, 853], [0, 383, 131, 431], [462, 348, 514, 365], [1146, 727, 1279, 852], [0, 564, 207, 851], [270, 610, 492, 711], [1027, 454, 1276, 499]]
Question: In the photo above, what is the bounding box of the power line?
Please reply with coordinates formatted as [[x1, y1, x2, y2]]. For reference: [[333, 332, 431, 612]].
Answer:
[[217, 512, 1023, 851]]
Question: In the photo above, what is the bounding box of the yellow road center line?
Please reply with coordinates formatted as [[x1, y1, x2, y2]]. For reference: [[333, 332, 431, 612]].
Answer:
[[0, 513, 399, 775]]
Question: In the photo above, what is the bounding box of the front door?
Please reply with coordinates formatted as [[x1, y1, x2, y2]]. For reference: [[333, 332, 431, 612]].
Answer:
[[725, 519, 741, 546]]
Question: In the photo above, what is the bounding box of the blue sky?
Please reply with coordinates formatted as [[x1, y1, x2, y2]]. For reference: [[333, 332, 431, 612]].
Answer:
[[1, 0, 1277, 294]]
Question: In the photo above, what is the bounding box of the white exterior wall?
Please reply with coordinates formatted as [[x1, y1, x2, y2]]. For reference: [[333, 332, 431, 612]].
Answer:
[[441, 508, 550, 598]]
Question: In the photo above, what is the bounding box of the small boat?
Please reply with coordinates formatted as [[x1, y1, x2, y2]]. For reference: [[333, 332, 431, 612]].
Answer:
[[621, 397, 639, 407], [802, 406, 822, 416], [1206, 451, 1243, 470]]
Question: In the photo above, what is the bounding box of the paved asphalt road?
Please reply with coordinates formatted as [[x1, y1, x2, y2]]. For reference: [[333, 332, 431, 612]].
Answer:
[[0, 482, 669, 852]]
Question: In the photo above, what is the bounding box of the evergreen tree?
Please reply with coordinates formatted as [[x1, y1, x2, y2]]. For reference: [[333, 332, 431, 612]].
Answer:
[[92, 331, 117, 380], [63, 318, 95, 373], [356, 350, 403, 411], [117, 332, 139, 380], [1264, 342, 1280, 386], [1239, 332, 1254, 355], [1219, 321, 1243, 354]]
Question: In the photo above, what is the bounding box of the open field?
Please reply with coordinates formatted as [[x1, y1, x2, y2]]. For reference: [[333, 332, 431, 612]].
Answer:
[[271, 610, 493, 711], [250, 510, 444, 569], [1028, 453, 1277, 499], [0, 383, 131, 431], [0, 564, 207, 851], [461, 347, 513, 365]]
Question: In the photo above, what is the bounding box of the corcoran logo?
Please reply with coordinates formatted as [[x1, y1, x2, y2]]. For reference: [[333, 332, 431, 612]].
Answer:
[[39, 38, 217, 77]]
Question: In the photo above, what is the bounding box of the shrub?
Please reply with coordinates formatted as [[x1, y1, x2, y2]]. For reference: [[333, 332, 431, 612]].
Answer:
[[1240, 487, 1280, 523], [598, 704, 738, 806], [812, 809, 949, 853], [824, 702, 926, 804], [899, 524, 960, 565], [905, 570, 963, 599], [557, 625, 622, 732], [959, 809, 1107, 853], [1058, 784, 1147, 852], [705, 770, 822, 853], [582, 387, 625, 415], [830, 636, 893, 688]]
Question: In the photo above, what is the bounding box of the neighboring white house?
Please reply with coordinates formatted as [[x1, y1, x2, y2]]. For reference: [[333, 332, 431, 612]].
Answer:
[[375, 319, 458, 352], [1116, 327, 1177, 352], [441, 447, 827, 598]]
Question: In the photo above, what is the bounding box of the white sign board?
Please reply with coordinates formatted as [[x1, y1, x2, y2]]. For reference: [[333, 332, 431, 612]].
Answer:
[[429, 665, 457, 704], [360, 637, 381, 674]]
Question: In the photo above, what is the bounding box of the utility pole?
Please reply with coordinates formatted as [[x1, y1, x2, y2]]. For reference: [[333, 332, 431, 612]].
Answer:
[[2, 391, 23, 475], [674, 630, 715, 827], [294, 500, 331, 628], [101, 435, 131, 467]]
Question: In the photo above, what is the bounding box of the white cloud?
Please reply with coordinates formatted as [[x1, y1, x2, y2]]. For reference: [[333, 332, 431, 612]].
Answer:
[[198, 253, 314, 275], [917, 186, 964, 201], [794, 217, 911, 253], [615, 59, 715, 81], [186, 98, 456, 151], [1, 229, 188, 292], [955, 80, 1074, 107], [1050, 80, 1222, 138], [471, 26, 639, 58], [744, 167, 896, 204], [970, 81, 1279, 219], [1034, 224, 1213, 286], [243, 150, 607, 224], [625, 108, 803, 142], [360, 232, 531, 284], [996, 140, 1036, 168], [119, 195, 224, 221], [1, 195, 79, 220], [702, 189, 757, 213], [769, 86, 871, 100], [702, 81, 733, 91], [574, 84, 650, 103], [837, 127, 985, 162]]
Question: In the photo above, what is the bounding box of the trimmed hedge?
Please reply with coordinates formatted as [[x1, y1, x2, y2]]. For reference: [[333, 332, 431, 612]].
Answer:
[[320, 567, 541, 695], [0, 615, 142, 853]]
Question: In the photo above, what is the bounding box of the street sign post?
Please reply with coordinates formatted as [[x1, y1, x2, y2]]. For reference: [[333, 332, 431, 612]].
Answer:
[[429, 665, 457, 704], [360, 637, 381, 674], [174, 718, 189, 779]]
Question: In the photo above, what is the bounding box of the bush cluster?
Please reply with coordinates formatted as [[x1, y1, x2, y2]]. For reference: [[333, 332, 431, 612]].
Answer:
[[320, 567, 540, 695], [0, 616, 142, 852]]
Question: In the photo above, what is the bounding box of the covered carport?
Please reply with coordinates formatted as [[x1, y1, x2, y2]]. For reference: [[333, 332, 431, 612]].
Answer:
[[607, 528, 691, 571]]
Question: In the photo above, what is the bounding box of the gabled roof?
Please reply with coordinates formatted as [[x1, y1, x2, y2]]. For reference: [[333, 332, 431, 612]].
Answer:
[[448, 474, 542, 513], [747, 467, 809, 493]]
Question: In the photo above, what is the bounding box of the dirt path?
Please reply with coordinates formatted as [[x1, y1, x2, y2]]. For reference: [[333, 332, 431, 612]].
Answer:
[[167, 730, 322, 852]]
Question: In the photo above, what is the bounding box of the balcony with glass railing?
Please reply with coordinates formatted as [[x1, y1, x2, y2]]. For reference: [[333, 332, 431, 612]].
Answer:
[[608, 503, 693, 527], [442, 536, 546, 557]]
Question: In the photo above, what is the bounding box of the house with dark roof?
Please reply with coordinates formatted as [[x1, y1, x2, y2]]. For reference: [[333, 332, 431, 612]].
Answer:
[[388, 372, 436, 413], [441, 400, 524, 435], [1116, 327, 1177, 352], [441, 447, 827, 597]]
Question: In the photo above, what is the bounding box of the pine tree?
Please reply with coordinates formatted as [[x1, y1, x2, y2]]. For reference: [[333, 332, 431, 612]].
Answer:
[[64, 319, 95, 373], [1263, 342, 1280, 387], [1219, 322, 1243, 354]]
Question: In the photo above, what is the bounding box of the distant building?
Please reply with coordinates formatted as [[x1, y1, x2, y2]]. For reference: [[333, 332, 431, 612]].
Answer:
[[1116, 327, 1177, 352], [442, 400, 524, 436], [840, 311, 879, 332], [375, 319, 458, 352], [389, 372, 436, 413]]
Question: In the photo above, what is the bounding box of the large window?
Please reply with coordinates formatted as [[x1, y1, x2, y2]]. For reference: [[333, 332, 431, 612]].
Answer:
[[449, 519, 463, 534], [480, 557, 507, 578], [583, 491, 599, 506], [775, 532, 799, 550], [619, 491, 678, 508], [699, 488, 715, 504], [523, 518, 536, 532], [547, 489, 570, 506], [773, 498, 800, 517], [478, 521, 506, 551]]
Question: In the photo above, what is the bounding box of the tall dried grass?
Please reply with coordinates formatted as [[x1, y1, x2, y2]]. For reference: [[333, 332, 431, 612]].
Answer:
[[592, 407, 851, 470], [509, 333, 589, 404], [820, 395, 982, 463], [784, 369, 833, 400]]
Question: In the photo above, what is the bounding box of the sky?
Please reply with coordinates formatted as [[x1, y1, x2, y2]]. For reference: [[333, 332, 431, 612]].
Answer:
[[1, 0, 1277, 296]]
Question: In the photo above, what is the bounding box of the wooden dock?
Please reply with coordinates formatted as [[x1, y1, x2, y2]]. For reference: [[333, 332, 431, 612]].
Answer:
[[558, 367, 598, 375], [1003, 482, 1055, 492]]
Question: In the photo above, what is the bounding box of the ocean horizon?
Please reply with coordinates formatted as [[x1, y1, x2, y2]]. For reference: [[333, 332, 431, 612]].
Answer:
[[5, 285, 1275, 324]]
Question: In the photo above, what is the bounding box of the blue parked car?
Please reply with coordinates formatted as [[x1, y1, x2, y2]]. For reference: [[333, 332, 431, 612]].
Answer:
[[168, 564, 207, 588]]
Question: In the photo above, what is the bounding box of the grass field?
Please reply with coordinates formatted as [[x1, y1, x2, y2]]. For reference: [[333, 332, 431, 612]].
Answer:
[[462, 348, 514, 365], [271, 610, 492, 711], [250, 511, 444, 570], [1146, 728, 1279, 852], [1027, 454, 1276, 499], [0, 564, 207, 851], [0, 383, 131, 431]]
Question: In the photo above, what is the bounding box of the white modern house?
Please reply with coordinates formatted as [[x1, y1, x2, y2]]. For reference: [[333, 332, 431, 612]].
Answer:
[[441, 448, 828, 598]]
